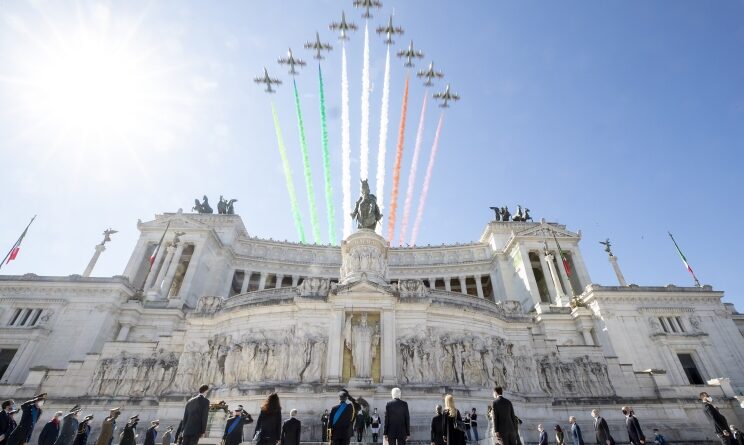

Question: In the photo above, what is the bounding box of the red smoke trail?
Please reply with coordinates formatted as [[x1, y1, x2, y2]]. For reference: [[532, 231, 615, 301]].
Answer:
[[410, 112, 444, 246], [398, 92, 428, 246], [387, 74, 410, 243]]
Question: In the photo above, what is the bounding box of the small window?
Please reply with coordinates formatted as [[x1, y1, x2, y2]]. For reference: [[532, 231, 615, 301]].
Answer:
[[658, 317, 669, 333], [0, 348, 18, 380], [19, 309, 32, 326], [678, 353, 705, 385], [29, 309, 42, 326], [8, 309, 22, 326], [676, 317, 685, 332]]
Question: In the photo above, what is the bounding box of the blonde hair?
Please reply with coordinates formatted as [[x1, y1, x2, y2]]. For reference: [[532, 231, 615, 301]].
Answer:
[[444, 394, 457, 418]]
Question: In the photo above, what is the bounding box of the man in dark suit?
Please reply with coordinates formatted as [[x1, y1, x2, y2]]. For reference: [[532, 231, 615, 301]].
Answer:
[[491, 387, 518, 445], [222, 406, 252, 445], [538, 425, 548, 445], [329, 392, 355, 445], [0, 401, 15, 445], [591, 410, 614, 445], [621, 407, 644, 445], [280, 410, 301, 445], [384, 388, 410, 445], [699, 392, 733, 445], [431, 406, 445, 445], [180, 385, 210, 445], [569, 417, 584, 445]]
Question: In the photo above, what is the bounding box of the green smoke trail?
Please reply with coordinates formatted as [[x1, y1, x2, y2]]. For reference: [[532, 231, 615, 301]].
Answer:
[[318, 65, 337, 245], [271, 102, 306, 243], [293, 78, 321, 244]]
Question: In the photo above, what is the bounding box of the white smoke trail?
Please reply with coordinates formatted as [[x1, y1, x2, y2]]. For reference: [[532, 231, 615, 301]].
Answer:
[[398, 92, 428, 246], [374, 46, 391, 235], [342, 44, 352, 239], [360, 22, 371, 182], [410, 113, 444, 246]]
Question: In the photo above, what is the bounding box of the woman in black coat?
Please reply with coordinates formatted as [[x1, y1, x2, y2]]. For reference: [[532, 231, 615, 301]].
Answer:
[[254, 394, 282, 445], [442, 395, 465, 445], [72, 416, 94, 445], [119, 416, 139, 445]]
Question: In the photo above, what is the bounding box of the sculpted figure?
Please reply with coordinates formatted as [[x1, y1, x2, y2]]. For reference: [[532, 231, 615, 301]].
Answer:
[[350, 179, 382, 230]]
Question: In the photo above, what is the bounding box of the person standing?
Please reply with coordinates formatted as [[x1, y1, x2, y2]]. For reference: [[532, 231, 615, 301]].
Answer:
[[463, 412, 472, 442], [6, 393, 46, 445], [3, 410, 18, 445], [699, 392, 732, 445], [72, 416, 94, 445], [280, 410, 301, 445], [621, 407, 644, 445], [329, 392, 355, 445], [354, 411, 365, 442], [321, 411, 330, 443], [0, 401, 16, 445], [370, 409, 381, 443], [442, 395, 465, 445], [222, 406, 252, 445], [384, 388, 410, 445], [94, 409, 121, 445], [538, 425, 548, 445], [652, 429, 667, 445], [254, 393, 282, 445], [54, 408, 81, 445], [181, 385, 210, 445], [119, 416, 139, 445], [568, 417, 584, 445], [470, 409, 479, 443], [161, 427, 174, 445], [591, 410, 614, 445], [555, 425, 565, 445], [38, 411, 63, 445], [430, 406, 445, 445], [491, 387, 517, 445], [144, 421, 160, 445]]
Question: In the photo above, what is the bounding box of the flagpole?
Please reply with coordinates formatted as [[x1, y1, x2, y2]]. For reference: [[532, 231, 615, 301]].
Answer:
[[668, 231, 701, 287], [0, 215, 36, 271]]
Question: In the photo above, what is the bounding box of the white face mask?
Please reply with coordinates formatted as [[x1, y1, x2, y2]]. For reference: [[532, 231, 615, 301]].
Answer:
[[37, 401, 45, 407], [705, 396, 713, 403]]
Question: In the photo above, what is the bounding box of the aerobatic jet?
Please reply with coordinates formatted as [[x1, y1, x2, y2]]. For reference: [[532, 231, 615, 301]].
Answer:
[[433, 84, 460, 108], [278, 48, 306, 75], [254, 67, 282, 93], [329, 11, 358, 40], [417, 61, 444, 86], [353, 0, 382, 19], [397, 40, 424, 67], [376, 14, 404, 45], [305, 32, 333, 60]]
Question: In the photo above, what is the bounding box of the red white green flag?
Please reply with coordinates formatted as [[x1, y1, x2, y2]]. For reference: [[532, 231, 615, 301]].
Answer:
[[149, 221, 171, 268], [551, 229, 572, 277], [1, 215, 36, 269], [668, 231, 701, 287]]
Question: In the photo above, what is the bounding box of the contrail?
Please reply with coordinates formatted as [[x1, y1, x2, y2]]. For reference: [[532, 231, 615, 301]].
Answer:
[[411, 112, 444, 246], [374, 46, 391, 235], [360, 22, 371, 182], [398, 92, 428, 246], [341, 43, 352, 239], [387, 74, 410, 244], [318, 65, 336, 245], [271, 102, 306, 243], [292, 78, 321, 244]]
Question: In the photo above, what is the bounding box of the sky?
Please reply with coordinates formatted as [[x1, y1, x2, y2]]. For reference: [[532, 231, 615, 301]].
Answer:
[[0, 1, 742, 308]]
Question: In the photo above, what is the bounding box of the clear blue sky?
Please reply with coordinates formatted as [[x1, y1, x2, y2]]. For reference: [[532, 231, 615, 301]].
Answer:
[[1, 1, 742, 308]]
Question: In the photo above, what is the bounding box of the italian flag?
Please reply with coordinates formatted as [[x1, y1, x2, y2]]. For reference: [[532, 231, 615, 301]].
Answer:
[[668, 232, 701, 287], [1, 216, 36, 269], [149, 221, 171, 268]]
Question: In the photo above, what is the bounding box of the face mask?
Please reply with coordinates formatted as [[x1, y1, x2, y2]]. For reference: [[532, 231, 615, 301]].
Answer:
[[37, 401, 45, 407], [705, 396, 713, 403]]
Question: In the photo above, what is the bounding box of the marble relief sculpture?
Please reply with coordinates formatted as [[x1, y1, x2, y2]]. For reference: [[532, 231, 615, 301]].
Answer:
[[344, 313, 379, 379]]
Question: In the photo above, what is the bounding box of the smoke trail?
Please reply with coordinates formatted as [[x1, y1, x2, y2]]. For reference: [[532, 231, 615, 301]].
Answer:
[[293, 79, 321, 244], [318, 65, 336, 245], [360, 22, 371, 181], [386, 74, 410, 243], [374, 46, 391, 235], [398, 92, 428, 246], [341, 44, 352, 239], [271, 102, 306, 243], [410, 113, 444, 246]]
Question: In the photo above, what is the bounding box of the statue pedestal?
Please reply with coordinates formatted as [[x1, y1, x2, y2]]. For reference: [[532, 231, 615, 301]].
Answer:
[[340, 229, 389, 286]]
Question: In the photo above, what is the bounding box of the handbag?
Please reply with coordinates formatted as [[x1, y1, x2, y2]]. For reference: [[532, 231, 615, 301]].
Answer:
[[453, 410, 466, 433]]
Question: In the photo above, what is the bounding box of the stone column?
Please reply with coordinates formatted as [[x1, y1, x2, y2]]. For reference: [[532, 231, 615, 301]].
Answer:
[[258, 272, 267, 290], [444, 278, 452, 292], [161, 243, 185, 298], [275, 274, 284, 288], [519, 245, 542, 304], [174, 243, 201, 300], [116, 323, 132, 341], [83, 244, 106, 277], [240, 271, 251, 294], [145, 243, 170, 290], [291, 275, 300, 287], [458, 276, 467, 295], [544, 252, 565, 306], [381, 309, 397, 384], [428, 278, 436, 290], [326, 310, 345, 384], [570, 248, 592, 292], [609, 255, 628, 286], [475, 275, 484, 298], [490, 271, 501, 302], [151, 245, 175, 293], [538, 251, 557, 303], [582, 329, 594, 346]]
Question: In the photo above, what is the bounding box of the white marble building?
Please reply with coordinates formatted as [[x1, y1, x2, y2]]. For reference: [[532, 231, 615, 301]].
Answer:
[[1, 211, 743, 443]]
